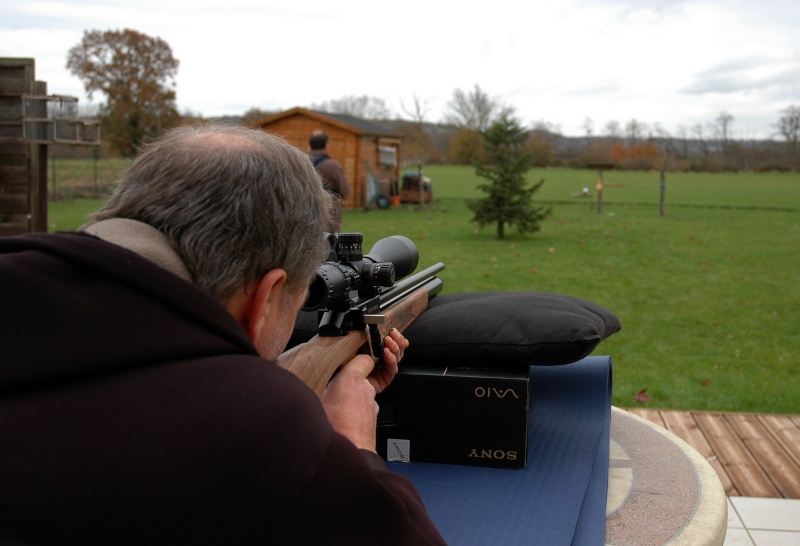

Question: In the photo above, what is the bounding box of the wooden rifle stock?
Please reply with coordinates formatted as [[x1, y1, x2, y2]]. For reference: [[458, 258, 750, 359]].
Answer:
[[277, 264, 444, 398]]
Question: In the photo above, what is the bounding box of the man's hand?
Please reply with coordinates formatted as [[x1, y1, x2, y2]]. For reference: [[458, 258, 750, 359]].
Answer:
[[321, 330, 410, 452], [370, 328, 408, 393]]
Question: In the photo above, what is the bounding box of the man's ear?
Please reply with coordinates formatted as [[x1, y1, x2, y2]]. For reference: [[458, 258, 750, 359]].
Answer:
[[225, 269, 291, 342], [246, 268, 290, 342]]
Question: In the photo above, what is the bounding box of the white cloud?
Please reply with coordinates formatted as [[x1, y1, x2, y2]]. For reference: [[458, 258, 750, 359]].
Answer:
[[2, 0, 798, 138]]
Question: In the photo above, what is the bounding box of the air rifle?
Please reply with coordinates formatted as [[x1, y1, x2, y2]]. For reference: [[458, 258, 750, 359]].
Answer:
[[277, 232, 444, 398]]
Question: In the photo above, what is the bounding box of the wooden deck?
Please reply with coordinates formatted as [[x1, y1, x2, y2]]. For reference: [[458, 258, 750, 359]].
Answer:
[[622, 408, 800, 499]]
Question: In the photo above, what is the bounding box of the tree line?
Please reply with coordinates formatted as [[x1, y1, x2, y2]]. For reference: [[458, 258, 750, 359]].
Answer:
[[65, 29, 800, 173]]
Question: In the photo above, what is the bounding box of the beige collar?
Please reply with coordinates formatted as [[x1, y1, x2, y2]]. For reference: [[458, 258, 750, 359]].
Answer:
[[81, 219, 193, 282]]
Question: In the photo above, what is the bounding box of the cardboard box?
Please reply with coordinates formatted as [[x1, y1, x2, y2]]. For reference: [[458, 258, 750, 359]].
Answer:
[[376, 364, 530, 469]]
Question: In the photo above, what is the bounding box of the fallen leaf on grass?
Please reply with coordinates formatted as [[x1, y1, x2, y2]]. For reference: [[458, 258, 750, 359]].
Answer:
[[635, 389, 649, 403]]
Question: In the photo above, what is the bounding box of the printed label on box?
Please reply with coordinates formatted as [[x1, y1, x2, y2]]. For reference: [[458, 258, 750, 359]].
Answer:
[[387, 439, 410, 462]]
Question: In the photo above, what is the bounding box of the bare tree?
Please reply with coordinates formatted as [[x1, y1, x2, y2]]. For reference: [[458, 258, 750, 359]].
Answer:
[[692, 124, 710, 157], [604, 120, 622, 142], [652, 123, 678, 159], [675, 124, 690, 159], [775, 105, 800, 168], [529, 120, 560, 167], [444, 84, 499, 132], [709, 111, 738, 168], [241, 107, 275, 124], [401, 95, 431, 208], [311, 95, 392, 119], [713, 111, 735, 142], [625, 119, 648, 146], [582, 117, 594, 150], [401, 95, 428, 122]]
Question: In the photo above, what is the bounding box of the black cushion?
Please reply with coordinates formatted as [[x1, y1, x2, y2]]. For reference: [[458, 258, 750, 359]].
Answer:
[[287, 291, 621, 369], [402, 292, 621, 368]]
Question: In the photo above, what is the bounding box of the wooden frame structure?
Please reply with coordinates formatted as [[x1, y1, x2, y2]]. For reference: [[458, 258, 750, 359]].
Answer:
[[1, 58, 47, 235], [0, 57, 99, 236]]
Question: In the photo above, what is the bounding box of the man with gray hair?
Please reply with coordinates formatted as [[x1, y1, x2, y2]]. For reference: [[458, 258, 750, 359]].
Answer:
[[0, 125, 445, 544]]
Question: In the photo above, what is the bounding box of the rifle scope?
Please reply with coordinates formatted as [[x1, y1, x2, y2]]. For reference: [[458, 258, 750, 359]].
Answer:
[[303, 233, 419, 312]]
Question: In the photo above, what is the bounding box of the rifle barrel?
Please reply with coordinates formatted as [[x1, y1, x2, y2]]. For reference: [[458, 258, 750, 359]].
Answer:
[[379, 262, 445, 310]]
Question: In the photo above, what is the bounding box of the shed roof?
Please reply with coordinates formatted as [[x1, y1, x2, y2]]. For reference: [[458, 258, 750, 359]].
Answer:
[[253, 107, 401, 138]]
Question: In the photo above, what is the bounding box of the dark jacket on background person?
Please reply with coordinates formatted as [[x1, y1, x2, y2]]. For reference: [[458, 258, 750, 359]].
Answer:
[[0, 231, 445, 545], [310, 149, 351, 232]]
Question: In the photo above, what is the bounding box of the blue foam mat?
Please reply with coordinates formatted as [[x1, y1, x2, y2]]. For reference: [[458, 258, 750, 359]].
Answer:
[[388, 356, 612, 545]]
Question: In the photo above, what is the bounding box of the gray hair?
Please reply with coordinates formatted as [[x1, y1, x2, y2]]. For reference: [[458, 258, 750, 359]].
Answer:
[[90, 124, 332, 304]]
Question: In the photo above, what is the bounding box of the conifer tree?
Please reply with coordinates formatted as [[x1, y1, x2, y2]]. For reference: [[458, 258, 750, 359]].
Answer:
[[468, 112, 551, 239]]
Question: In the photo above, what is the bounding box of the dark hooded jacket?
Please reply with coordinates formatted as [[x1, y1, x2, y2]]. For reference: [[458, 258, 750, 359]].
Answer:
[[0, 232, 444, 545]]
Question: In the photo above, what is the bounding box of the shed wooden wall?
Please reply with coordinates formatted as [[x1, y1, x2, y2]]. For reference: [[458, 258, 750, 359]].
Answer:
[[358, 136, 401, 200], [260, 113, 362, 209], [257, 111, 401, 210]]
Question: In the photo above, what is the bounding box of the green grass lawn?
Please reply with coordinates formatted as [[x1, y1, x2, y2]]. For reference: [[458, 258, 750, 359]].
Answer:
[[47, 163, 800, 414], [345, 166, 800, 414]]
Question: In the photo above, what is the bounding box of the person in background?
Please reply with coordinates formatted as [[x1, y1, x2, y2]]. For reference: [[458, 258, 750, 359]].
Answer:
[[309, 129, 351, 233], [0, 124, 445, 545]]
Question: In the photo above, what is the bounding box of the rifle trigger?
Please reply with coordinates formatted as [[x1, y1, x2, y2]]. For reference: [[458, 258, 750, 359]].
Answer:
[[368, 323, 384, 359], [363, 314, 387, 325]]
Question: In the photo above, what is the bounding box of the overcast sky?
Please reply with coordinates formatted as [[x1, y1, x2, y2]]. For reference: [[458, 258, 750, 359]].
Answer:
[[3, 0, 799, 138]]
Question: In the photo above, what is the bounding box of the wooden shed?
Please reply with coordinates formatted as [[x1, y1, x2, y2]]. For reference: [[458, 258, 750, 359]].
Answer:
[[250, 107, 402, 210]]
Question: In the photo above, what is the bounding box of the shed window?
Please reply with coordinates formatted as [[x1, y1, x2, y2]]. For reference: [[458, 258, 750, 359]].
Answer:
[[379, 146, 397, 167]]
